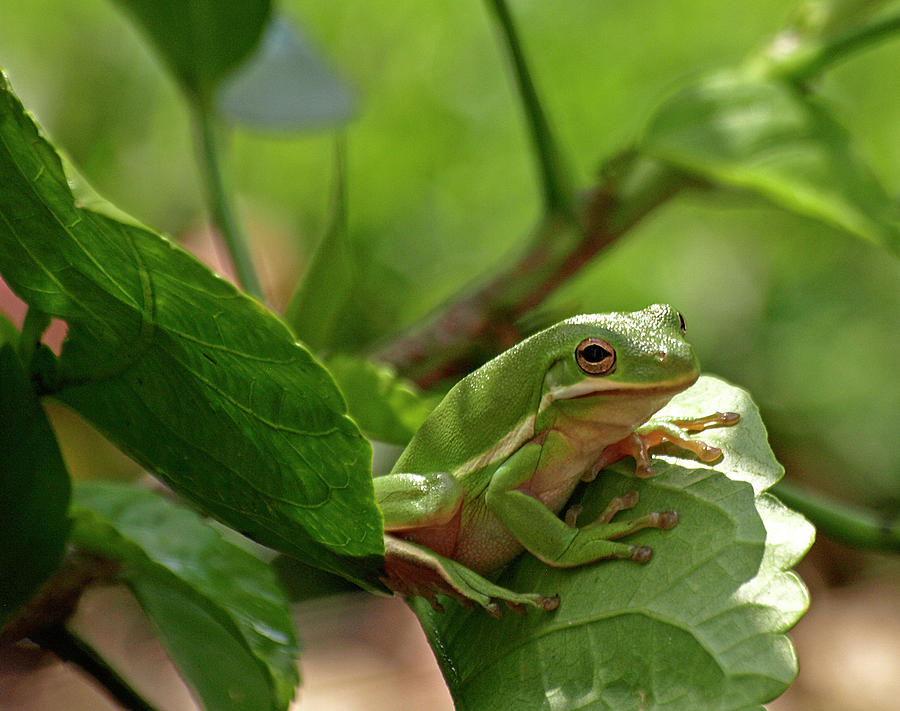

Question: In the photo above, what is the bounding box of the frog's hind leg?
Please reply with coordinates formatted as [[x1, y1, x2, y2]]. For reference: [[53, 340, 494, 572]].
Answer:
[[377, 473, 559, 615], [382, 535, 559, 617], [485, 442, 680, 568]]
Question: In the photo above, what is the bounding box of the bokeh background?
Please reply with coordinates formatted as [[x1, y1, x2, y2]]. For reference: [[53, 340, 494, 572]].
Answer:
[[1, 1, 898, 709]]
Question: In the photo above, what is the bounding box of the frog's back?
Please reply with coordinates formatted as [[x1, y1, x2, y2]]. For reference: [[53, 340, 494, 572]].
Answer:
[[390, 335, 549, 477]]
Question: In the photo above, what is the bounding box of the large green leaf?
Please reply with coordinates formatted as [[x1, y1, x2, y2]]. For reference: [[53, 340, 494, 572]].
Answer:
[[0, 71, 384, 588], [110, 0, 271, 102], [643, 70, 900, 256], [0, 343, 71, 629], [71, 482, 299, 711], [412, 376, 813, 710]]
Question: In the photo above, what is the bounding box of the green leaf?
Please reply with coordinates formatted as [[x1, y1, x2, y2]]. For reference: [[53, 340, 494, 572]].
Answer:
[[71, 482, 299, 711], [60, 151, 147, 229], [284, 139, 354, 351], [218, 15, 356, 131], [0, 344, 71, 628], [0, 71, 384, 588], [271, 554, 360, 602], [643, 70, 900, 256], [0, 312, 18, 347], [411, 376, 813, 710], [327, 355, 438, 446], [110, 0, 271, 102]]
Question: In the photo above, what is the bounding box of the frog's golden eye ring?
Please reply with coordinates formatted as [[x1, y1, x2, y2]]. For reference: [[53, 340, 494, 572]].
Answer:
[[575, 338, 616, 376], [677, 311, 687, 336]]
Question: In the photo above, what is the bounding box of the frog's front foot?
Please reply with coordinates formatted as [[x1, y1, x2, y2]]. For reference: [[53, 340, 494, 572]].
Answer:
[[587, 411, 740, 479], [383, 534, 559, 616]]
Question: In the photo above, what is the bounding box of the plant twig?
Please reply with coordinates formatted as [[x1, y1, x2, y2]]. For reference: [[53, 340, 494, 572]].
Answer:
[[485, 0, 576, 218], [30, 624, 160, 711], [18, 305, 51, 366], [761, 10, 900, 82], [773, 481, 900, 553], [193, 107, 264, 301], [374, 155, 689, 386]]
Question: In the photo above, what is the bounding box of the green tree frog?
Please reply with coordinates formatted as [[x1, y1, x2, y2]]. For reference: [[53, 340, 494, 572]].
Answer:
[[376, 305, 738, 615]]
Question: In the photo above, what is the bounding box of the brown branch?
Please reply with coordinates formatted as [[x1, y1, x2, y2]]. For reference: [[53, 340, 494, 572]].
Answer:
[[1, 550, 119, 646], [373, 155, 691, 387]]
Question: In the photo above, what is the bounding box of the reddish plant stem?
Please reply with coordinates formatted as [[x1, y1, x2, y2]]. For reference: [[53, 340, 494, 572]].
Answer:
[[374, 156, 691, 387]]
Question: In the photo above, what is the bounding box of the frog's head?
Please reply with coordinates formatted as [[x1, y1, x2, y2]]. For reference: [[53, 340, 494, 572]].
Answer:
[[541, 304, 700, 404]]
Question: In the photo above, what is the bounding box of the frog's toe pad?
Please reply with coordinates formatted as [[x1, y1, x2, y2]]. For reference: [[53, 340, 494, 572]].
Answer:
[[631, 546, 653, 563], [657, 510, 679, 529]]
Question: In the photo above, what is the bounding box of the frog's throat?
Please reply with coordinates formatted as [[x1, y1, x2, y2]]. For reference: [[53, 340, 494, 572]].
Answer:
[[451, 373, 697, 478]]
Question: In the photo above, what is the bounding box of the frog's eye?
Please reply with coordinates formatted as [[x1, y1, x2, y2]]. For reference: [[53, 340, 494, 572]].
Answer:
[[677, 311, 687, 336], [575, 338, 616, 376]]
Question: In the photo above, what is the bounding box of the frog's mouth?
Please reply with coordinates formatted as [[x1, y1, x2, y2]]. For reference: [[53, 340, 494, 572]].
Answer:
[[551, 372, 699, 403]]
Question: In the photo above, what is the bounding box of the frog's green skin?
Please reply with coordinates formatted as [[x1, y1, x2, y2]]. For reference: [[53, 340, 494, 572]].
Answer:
[[376, 305, 737, 615]]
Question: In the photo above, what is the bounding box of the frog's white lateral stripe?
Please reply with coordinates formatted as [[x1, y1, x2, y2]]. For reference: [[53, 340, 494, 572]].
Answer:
[[451, 373, 696, 477], [545, 373, 697, 403], [453, 417, 535, 477]]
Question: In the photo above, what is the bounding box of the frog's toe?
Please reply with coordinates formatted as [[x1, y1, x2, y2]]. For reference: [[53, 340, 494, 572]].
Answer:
[[505, 600, 526, 615], [539, 594, 561, 611], [593, 490, 641, 524], [631, 545, 654, 563], [657, 510, 679, 529], [564, 503, 583, 527]]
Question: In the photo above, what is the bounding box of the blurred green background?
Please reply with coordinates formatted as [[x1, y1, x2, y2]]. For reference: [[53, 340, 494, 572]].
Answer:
[[4, 0, 896, 508]]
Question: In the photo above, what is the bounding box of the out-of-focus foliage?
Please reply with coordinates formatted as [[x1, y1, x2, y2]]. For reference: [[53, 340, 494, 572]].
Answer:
[[218, 16, 357, 130], [643, 70, 899, 254], [109, 0, 271, 102]]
